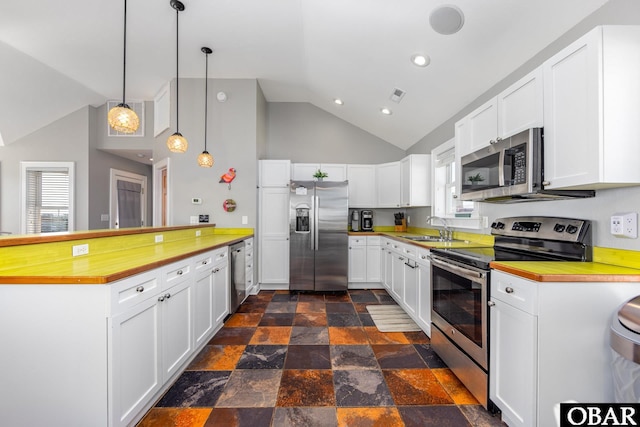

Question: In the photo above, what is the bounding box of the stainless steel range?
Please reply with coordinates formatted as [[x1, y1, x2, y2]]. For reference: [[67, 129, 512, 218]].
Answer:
[[429, 216, 592, 409]]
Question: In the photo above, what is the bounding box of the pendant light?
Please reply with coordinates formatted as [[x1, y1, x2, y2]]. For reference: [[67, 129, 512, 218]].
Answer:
[[197, 47, 214, 168], [108, 0, 140, 134], [166, 0, 188, 153]]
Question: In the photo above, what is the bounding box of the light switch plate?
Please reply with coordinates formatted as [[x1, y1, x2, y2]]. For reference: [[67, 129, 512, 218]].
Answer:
[[192, 197, 202, 204]]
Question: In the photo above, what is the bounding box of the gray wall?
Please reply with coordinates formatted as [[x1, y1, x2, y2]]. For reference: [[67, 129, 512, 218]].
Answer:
[[266, 102, 405, 163], [406, 0, 640, 250], [154, 78, 259, 228], [0, 107, 90, 233]]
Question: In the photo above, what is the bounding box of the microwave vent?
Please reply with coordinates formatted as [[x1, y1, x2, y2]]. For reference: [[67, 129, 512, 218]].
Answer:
[[390, 88, 406, 103]]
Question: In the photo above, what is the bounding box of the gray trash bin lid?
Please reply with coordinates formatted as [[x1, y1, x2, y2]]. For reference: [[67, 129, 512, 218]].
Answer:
[[611, 295, 640, 363]]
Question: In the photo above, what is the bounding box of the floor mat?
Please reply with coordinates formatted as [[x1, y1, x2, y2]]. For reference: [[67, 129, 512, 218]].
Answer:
[[366, 305, 421, 332]]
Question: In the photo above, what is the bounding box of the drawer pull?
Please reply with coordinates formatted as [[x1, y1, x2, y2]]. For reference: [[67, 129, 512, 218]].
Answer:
[[202, 260, 208, 265], [213, 268, 220, 273], [158, 295, 165, 302], [165, 293, 171, 299], [136, 286, 144, 293], [505, 287, 514, 294], [177, 270, 183, 276], [487, 300, 495, 307]]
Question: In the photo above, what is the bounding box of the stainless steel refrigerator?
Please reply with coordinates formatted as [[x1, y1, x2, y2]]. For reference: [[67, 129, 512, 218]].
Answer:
[[289, 180, 348, 291]]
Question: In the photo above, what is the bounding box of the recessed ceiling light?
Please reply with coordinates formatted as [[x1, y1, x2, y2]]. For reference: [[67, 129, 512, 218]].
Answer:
[[411, 54, 430, 67], [136, 153, 145, 158], [380, 107, 393, 115], [334, 98, 344, 106], [430, 5, 465, 35]]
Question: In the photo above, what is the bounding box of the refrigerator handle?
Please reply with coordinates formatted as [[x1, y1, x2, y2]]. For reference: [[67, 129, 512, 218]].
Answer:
[[314, 195, 319, 251]]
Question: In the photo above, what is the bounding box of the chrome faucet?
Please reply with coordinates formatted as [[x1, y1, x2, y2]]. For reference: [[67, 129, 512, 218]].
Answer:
[[426, 216, 452, 241]]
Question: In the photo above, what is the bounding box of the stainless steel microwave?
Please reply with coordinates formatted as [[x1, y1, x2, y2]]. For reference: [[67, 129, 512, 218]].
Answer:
[[460, 128, 594, 203]]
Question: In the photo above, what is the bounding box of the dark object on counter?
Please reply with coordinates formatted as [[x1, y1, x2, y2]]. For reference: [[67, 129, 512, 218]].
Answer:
[[360, 210, 373, 231], [394, 212, 404, 225]]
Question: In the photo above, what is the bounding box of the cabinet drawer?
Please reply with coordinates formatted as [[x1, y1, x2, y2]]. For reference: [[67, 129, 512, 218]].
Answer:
[[111, 270, 160, 313], [244, 238, 254, 249], [162, 260, 192, 289], [491, 272, 538, 314], [416, 248, 430, 264], [212, 247, 228, 267], [349, 236, 367, 246], [194, 252, 213, 272], [367, 236, 381, 246], [402, 245, 416, 260]]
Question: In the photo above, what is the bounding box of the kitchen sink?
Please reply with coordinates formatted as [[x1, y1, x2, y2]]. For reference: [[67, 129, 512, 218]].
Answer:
[[400, 235, 447, 242]]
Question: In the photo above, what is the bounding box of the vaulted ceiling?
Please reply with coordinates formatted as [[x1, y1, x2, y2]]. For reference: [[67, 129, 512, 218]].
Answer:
[[0, 0, 610, 149]]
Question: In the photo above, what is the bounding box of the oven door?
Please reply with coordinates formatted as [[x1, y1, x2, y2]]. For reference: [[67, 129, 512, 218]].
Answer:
[[430, 253, 489, 370]]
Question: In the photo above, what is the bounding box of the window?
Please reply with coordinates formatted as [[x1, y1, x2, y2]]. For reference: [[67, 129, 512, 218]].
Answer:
[[21, 162, 74, 234], [432, 139, 479, 227]]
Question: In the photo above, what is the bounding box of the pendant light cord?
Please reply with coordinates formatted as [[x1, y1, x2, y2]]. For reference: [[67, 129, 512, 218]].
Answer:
[[122, 0, 128, 105], [204, 52, 208, 151], [175, 5, 180, 132]]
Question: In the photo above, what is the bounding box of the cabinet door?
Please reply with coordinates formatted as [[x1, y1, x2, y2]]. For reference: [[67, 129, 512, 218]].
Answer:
[[291, 163, 320, 181], [498, 67, 543, 138], [401, 154, 430, 207], [259, 160, 291, 187], [321, 164, 347, 182], [543, 29, 600, 190], [416, 260, 431, 335], [347, 164, 377, 207], [259, 238, 290, 284], [403, 261, 417, 316], [213, 263, 230, 325], [259, 188, 290, 238], [193, 267, 215, 348], [376, 162, 401, 208], [161, 279, 193, 382], [466, 97, 498, 155], [348, 245, 367, 283], [366, 244, 381, 283], [489, 298, 537, 427], [110, 298, 161, 427], [391, 252, 405, 301]]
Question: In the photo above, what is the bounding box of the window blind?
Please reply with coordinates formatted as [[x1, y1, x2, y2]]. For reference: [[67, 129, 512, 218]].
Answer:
[[25, 169, 70, 233]]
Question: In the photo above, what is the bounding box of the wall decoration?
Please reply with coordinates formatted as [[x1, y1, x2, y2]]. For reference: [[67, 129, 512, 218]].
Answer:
[[219, 167, 236, 189], [223, 199, 236, 212]]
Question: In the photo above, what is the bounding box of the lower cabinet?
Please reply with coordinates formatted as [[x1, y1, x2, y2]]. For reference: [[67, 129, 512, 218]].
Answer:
[[213, 260, 230, 325], [348, 236, 382, 287], [415, 248, 431, 336]]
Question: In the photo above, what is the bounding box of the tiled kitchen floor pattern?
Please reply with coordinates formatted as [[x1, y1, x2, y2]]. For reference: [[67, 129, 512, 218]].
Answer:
[[137, 289, 504, 426]]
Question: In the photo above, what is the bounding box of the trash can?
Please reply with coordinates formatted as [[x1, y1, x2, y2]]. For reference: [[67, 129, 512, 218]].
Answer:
[[610, 295, 640, 403]]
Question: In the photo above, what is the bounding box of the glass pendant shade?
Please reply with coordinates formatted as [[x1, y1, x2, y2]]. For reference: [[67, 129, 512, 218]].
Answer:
[[167, 132, 188, 153], [197, 150, 214, 168], [108, 103, 140, 133]]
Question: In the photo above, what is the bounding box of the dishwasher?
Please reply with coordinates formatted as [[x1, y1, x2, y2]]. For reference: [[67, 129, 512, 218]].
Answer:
[[229, 241, 246, 314]]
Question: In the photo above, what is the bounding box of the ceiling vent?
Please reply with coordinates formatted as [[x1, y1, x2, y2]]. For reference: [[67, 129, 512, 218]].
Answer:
[[390, 88, 406, 103], [107, 100, 145, 137]]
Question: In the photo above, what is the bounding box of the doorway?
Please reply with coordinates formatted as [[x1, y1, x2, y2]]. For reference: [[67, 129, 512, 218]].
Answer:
[[110, 169, 147, 228], [153, 158, 171, 226]]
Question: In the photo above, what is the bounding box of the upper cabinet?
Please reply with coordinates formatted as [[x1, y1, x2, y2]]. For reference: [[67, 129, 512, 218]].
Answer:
[[291, 163, 347, 182], [457, 67, 543, 157], [259, 160, 291, 187], [347, 164, 377, 208], [543, 26, 640, 190], [401, 154, 431, 207], [376, 161, 402, 207]]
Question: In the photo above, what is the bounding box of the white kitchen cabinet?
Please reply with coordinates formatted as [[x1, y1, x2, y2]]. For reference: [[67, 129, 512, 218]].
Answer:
[[212, 259, 229, 325], [193, 254, 215, 348], [245, 238, 256, 295], [259, 159, 291, 187], [415, 248, 431, 336], [457, 67, 543, 158], [400, 154, 431, 207], [382, 239, 393, 291], [401, 244, 417, 316], [543, 26, 640, 190], [390, 242, 405, 301], [376, 161, 401, 207], [489, 269, 640, 427], [258, 187, 290, 286], [348, 236, 382, 288], [291, 163, 347, 182], [160, 277, 193, 381], [348, 236, 367, 283], [347, 164, 377, 207]]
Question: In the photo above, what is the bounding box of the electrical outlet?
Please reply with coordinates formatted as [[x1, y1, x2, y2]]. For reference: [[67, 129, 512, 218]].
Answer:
[[155, 234, 164, 243], [190, 216, 198, 224], [195, 230, 201, 237], [72, 244, 89, 257], [407, 215, 411, 224], [611, 212, 638, 238], [242, 216, 248, 225]]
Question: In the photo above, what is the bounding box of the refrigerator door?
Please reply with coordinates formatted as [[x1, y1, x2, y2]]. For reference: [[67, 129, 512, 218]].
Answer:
[[289, 181, 315, 291], [315, 181, 349, 291]]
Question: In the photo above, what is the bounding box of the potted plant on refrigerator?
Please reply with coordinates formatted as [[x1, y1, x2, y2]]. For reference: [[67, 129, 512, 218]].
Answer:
[[313, 169, 328, 181]]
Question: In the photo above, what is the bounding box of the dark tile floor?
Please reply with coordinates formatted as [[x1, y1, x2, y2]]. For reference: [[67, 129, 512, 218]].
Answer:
[[137, 289, 504, 426]]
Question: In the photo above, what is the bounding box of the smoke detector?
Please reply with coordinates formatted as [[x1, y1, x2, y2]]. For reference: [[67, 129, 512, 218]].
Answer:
[[390, 88, 406, 103]]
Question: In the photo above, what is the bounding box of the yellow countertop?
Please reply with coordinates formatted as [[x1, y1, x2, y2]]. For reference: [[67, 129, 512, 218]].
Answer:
[[491, 261, 640, 282], [349, 230, 494, 250], [0, 231, 253, 285]]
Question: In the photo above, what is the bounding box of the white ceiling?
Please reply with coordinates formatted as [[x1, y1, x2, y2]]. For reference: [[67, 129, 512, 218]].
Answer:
[[0, 0, 610, 150]]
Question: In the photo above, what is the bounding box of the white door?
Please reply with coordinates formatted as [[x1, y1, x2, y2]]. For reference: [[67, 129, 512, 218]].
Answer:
[[111, 168, 147, 229], [348, 245, 367, 283], [213, 262, 230, 325], [193, 267, 215, 348]]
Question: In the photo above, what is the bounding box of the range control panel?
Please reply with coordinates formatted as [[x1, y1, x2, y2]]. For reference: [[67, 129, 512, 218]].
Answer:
[[491, 216, 591, 243]]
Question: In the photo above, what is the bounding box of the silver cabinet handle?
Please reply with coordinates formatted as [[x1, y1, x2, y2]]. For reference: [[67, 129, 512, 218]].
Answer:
[[496, 136, 503, 142], [489, 139, 496, 144], [158, 295, 165, 302], [398, 256, 404, 261], [213, 268, 220, 273], [487, 300, 495, 307], [165, 293, 171, 299], [453, 195, 458, 199], [542, 181, 550, 187], [177, 270, 183, 276], [136, 286, 144, 293], [505, 287, 514, 294], [202, 260, 208, 265]]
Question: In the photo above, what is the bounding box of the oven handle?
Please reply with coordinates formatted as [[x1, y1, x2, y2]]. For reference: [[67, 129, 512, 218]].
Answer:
[[429, 255, 485, 282]]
